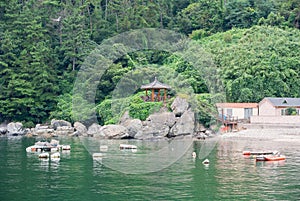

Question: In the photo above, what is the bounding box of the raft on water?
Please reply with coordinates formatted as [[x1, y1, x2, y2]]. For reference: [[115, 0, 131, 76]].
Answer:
[[242, 151, 275, 156], [26, 139, 71, 153], [119, 144, 137, 150]]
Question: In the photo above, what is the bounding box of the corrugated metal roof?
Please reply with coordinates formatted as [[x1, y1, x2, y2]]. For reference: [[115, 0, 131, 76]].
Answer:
[[216, 103, 258, 108], [264, 97, 300, 107], [140, 77, 171, 89]]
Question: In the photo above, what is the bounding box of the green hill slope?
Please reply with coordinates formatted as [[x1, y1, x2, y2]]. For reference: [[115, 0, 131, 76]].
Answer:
[[198, 26, 300, 102]]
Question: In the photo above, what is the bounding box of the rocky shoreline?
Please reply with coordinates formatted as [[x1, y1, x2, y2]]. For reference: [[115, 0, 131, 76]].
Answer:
[[0, 97, 213, 140]]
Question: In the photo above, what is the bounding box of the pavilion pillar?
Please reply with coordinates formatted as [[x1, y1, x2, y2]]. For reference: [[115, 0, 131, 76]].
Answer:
[[164, 89, 167, 101], [151, 89, 154, 101], [157, 89, 161, 101]]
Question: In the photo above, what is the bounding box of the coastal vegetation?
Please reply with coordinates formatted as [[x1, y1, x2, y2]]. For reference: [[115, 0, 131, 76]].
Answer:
[[0, 0, 299, 127]]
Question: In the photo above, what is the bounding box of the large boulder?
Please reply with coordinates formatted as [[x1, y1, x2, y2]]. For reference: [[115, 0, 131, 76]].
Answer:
[[169, 110, 195, 137], [135, 112, 175, 140], [123, 119, 143, 138], [98, 124, 128, 139], [7, 122, 25, 136], [73, 122, 87, 136], [51, 119, 72, 130], [171, 97, 189, 117], [147, 112, 176, 128], [87, 123, 102, 137]]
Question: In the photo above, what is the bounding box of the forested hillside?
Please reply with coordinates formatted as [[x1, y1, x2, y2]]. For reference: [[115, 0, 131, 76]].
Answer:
[[0, 0, 299, 126]]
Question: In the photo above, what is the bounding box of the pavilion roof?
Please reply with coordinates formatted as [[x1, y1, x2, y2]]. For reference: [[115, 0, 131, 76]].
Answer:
[[140, 77, 171, 90]]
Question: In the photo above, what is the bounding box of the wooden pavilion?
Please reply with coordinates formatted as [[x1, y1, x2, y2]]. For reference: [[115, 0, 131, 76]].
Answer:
[[140, 77, 171, 102]]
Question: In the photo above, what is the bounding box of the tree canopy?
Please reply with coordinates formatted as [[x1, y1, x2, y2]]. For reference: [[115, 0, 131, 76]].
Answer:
[[0, 0, 299, 126]]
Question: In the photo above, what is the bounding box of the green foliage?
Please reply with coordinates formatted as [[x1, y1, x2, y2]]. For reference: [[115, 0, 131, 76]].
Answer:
[[96, 93, 163, 125], [189, 93, 220, 128], [128, 96, 163, 121], [0, 0, 300, 126], [199, 26, 300, 102], [286, 107, 297, 115]]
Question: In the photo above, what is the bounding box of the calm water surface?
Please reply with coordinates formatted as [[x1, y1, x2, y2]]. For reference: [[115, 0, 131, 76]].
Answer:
[[0, 134, 299, 201]]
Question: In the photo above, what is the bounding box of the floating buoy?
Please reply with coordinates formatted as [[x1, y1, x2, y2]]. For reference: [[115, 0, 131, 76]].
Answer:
[[39, 152, 49, 159], [192, 152, 197, 158], [202, 159, 209, 165]]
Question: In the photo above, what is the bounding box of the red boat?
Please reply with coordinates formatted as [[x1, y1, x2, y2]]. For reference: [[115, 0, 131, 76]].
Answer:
[[255, 155, 286, 162]]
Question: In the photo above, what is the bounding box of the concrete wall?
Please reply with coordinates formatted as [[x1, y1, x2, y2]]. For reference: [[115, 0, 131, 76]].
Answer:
[[259, 100, 276, 116], [251, 115, 300, 124]]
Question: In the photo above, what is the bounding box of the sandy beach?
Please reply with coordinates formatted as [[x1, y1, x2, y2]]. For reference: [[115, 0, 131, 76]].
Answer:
[[220, 128, 300, 143]]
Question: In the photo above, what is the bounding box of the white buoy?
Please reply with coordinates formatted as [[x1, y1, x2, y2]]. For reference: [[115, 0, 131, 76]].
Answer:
[[192, 152, 197, 158], [202, 159, 209, 165], [39, 152, 49, 159]]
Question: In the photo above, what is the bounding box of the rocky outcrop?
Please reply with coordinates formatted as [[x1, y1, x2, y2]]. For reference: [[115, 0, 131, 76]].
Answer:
[[34, 124, 55, 137], [98, 124, 128, 139], [2, 96, 200, 139], [169, 110, 195, 137], [51, 119, 72, 130], [135, 112, 176, 140], [74, 122, 87, 136], [171, 97, 189, 117], [121, 119, 143, 138], [7, 122, 25, 136], [87, 123, 102, 137]]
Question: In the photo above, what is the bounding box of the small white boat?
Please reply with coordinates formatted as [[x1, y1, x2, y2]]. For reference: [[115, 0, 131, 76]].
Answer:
[[120, 144, 137, 150]]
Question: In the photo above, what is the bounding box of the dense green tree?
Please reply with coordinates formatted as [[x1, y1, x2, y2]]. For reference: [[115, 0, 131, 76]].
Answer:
[[174, 0, 224, 34], [199, 26, 300, 102]]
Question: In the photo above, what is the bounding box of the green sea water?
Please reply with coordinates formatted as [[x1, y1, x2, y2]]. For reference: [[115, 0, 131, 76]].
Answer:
[[0, 134, 299, 201]]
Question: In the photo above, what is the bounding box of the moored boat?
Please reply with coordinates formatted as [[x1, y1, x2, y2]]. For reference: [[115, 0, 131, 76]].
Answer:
[[255, 155, 286, 162]]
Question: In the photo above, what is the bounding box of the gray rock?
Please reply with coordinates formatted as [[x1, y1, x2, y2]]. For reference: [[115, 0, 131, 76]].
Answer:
[[0, 127, 7, 135], [87, 123, 102, 137], [124, 119, 143, 138], [169, 110, 195, 137], [119, 111, 131, 125], [135, 112, 175, 140], [34, 124, 54, 136], [171, 97, 189, 117], [51, 119, 72, 130], [74, 122, 87, 136], [99, 124, 128, 139], [147, 112, 176, 128], [54, 126, 74, 136], [7, 122, 25, 136]]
